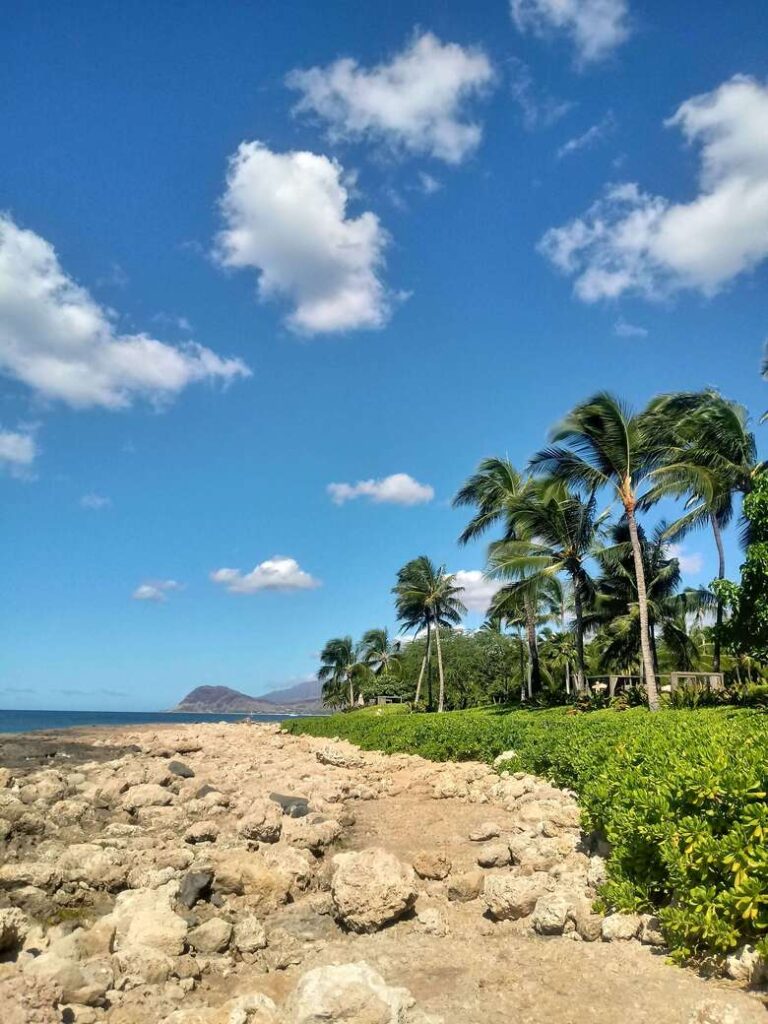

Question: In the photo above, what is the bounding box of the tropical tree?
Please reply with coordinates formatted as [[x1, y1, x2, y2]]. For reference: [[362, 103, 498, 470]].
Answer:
[[392, 556, 466, 711], [530, 393, 663, 709], [317, 636, 358, 709], [484, 479, 608, 691], [453, 458, 547, 693], [645, 389, 759, 671], [359, 628, 400, 691], [539, 628, 578, 695]]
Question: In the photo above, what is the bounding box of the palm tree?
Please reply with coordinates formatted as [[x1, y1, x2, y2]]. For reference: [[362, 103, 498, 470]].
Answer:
[[360, 628, 400, 691], [530, 393, 663, 709], [645, 389, 759, 671], [484, 479, 608, 691], [392, 556, 466, 711], [318, 636, 358, 709], [539, 628, 578, 695], [453, 458, 546, 693]]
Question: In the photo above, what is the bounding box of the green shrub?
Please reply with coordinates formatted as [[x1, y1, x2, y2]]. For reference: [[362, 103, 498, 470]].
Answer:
[[284, 705, 768, 966]]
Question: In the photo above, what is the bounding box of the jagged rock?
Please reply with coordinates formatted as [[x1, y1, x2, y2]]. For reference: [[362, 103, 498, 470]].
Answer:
[[601, 913, 641, 942], [211, 851, 290, 911], [412, 851, 451, 880], [569, 900, 603, 942], [0, 907, 29, 953], [168, 761, 195, 779], [446, 870, 485, 903], [269, 792, 309, 818], [725, 944, 768, 983], [184, 820, 220, 844], [24, 954, 112, 1006], [262, 845, 315, 891], [284, 815, 342, 853], [469, 822, 501, 842], [122, 783, 173, 812], [331, 848, 417, 933], [532, 893, 572, 935], [178, 869, 214, 909], [286, 961, 414, 1024], [109, 886, 189, 955], [188, 917, 232, 954], [639, 914, 666, 947], [476, 843, 511, 868], [483, 874, 548, 921], [415, 907, 449, 937], [238, 799, 282, 844], [232, 915, 268, 953], [316, 745, 365, 769]]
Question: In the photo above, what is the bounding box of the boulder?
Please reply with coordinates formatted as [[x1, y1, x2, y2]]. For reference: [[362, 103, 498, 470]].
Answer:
[[0, 971, 60, 1024], [287, 961, 414, 1024], [316, 745, 365, 769], [232, 915, 268, 953], [331, 848, 417, 933], [188, 917, 232, 954], [0, 907, 29, 953], [601, 913, 641, 942], [110, 886, 189, 955], [531, 893, 571, 935], [169, 761, 195, 779], [284, 815, 342, 853], [238, 799, 283, 844], [725, 944, 768, 983], [122, 783, 173, 811], [483, 874, 548, 921], [269, 792, 309, 818], [212, 851, 290, 911], [639, 914, 666, 947], [24, 954, 112, 1006], [184, 820, 220, 844], [469, 822, 501, 842], [412, 852, 451, 881], [476, 843, 511, 868], [446, 870, 485, 903], [569, 900, 603, 942]]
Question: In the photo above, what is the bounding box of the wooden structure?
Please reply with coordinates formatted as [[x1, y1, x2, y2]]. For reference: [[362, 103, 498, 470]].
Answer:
[[669, 672, 725, 693]]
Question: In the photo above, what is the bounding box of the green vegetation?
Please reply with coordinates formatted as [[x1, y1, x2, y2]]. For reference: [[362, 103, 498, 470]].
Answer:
[[284, 704, 768, 966]]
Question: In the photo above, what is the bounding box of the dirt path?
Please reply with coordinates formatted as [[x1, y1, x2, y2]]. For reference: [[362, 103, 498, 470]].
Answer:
[[1, 722, 765, 1024]]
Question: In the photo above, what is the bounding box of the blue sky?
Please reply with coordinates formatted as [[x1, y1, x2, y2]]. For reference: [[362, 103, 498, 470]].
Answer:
[[1, 0, 767, 710]]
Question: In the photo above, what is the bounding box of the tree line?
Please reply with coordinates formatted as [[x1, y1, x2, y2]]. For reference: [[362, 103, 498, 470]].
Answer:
[[319, 388, 764, 713]]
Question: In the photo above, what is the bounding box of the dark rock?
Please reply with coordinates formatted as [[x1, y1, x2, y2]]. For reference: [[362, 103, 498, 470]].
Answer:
[[269, 792, 309, 818], [195, 784, 218, 799], [169, 761, 195, 779], [178, 869, 213, 909]]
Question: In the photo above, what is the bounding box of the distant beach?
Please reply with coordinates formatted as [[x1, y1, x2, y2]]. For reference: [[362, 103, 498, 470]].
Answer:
[[0, 708, 290, 735]]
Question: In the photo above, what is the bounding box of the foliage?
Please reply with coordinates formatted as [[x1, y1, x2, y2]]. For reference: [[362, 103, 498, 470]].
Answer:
[[285, 704, 768, 965]]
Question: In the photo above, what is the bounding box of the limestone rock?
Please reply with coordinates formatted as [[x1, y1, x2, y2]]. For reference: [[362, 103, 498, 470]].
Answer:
[[469, 822, 501, 842], [232, 914, 268, 953], [184, 820, 220, 844], [331, 848, 417, 933], [476, 843, 511, 868], [412, 851, 451, 881], [688, 1003, 748, 1024], [601, 912, 641, 942], [110, 886, 189, 955], [287, 961, 414, 1024], [446, 870, 484, 903], [212, 851, 290, 911], [0, 907, 29, 953], [238, 799, 283, 844], [0, 971, 60, 1024], [532, 893, 572, 935], [188, 917, 232, 954], [316, 745, 365, 769], [639, 914, 666, 947], [122, 783, 173, 812], [725, 944, 768, 983], [483, 874, 548, 921]]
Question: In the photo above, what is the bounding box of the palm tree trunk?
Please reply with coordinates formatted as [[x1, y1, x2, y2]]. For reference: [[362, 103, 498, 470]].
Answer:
[[711, 513, 726, 673], [414, 624, 431, 705], [435, 625, 446, 712], [347, 672, 354, 709], [625, 502, 659, 710], [565, 660, 571, 695], [572, 577, 587, 691], [524, 597, 541, 696]]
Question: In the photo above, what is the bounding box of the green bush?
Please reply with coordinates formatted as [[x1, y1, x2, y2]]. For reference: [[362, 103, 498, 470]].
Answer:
[[284, 705, 768, 966]]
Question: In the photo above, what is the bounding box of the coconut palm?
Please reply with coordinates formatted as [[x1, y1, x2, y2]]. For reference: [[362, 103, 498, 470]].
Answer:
[[530, 393, 664, 709], [453, 458, 547, 692], [318, 636, 358, 709], [359, 627, 400, 693], [484, 479, 608, 692], [392, 556, 466, 712], [539, 628, 578, 695], [645, 389, 759, 671]]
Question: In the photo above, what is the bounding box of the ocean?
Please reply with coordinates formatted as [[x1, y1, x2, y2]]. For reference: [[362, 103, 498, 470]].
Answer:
[[0, 709, 292, 735]]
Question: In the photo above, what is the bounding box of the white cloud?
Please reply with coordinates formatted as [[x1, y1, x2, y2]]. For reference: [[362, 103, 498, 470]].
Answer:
[[132, 580, 181, 603], [540, 77, 768, 301], [614, 317, 648, 338], [453, 570, 503, 614], [509, 58, 573, 131], [210, 557, 320, 594], [0, 215, 249, 410], [287, 31, 494, 164], [0, 428, 37, 473], [666, 544, 704, 576], [557, 112, 615, 159], [327, 472, 434, 506], [80, 493, 111, 510], [215, 142, 390, 334], [418, 172, 442, 196], [510, 0, 631, 65]]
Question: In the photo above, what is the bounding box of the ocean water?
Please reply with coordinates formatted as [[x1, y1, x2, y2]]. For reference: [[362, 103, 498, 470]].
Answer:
[[0, 709, 291, 735]]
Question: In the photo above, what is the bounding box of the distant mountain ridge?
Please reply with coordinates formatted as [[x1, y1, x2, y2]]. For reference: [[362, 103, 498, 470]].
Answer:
[[172, 681, 323, 715]]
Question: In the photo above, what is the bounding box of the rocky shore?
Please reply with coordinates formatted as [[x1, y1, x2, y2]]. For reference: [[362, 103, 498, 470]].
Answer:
[[0, 722, 764, 1024]]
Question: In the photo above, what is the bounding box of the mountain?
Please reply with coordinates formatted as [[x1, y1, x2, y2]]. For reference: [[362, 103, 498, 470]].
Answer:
[[171, 683, 323, 715]]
